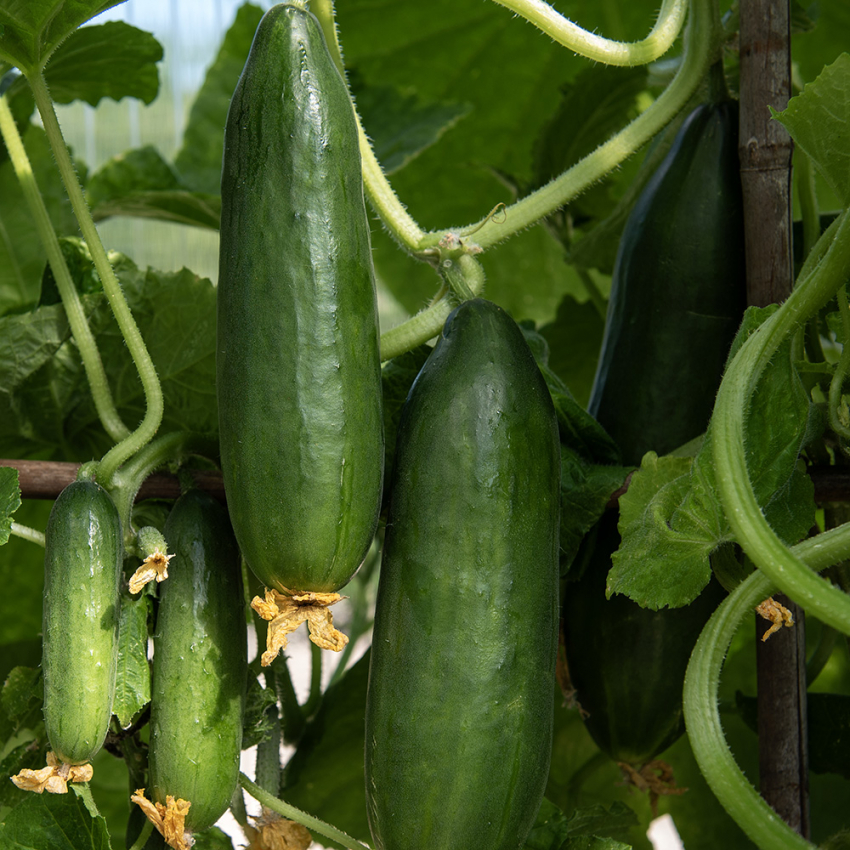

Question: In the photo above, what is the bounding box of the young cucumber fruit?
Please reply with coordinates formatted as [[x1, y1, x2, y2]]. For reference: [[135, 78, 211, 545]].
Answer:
[[564, 98, 746, 766], [149, 489, 247, 833], [42, 479, 122, 765], [365, 298, 561, 850], [217, 2, 383, 594]]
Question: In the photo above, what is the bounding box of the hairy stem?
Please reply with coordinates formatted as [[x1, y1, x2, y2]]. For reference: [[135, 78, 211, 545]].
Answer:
[[684, 522, 850, 849], [28, 72, 164, 484], [0, 94, 129, 443], [712, 210, 850, 634], [10, 522, 46, 547], [240, 773, 373, 850], [490, 0, 685, 65]]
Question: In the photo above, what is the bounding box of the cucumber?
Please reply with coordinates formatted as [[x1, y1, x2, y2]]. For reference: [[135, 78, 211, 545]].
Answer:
[[149, 489, 247, 833], [365, 298, 560, 850], [563, 98, 746, 766], [217, 2, 383, 594], [42, 479, 122, 765]]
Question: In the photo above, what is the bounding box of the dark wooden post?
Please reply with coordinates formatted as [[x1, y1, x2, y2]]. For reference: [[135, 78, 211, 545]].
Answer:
[[739, 0, 810, 835]]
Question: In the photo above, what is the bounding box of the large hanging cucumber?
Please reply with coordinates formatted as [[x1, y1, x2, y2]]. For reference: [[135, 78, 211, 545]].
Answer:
[[148, 489, 247, 833], [217, 2, 383, 594], [365, 298, 560, 850], [563, 97, 746, 766], [42, 479, 122, 765]]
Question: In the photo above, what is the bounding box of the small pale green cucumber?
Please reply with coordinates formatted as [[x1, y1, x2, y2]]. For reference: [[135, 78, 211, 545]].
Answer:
[[42, 479, 122, 765]]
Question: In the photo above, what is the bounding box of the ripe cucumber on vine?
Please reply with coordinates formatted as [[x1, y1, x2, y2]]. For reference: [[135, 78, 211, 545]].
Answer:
[[1, 1, 849, 850]]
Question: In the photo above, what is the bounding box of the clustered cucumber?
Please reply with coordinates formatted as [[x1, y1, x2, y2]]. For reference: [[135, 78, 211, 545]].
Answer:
[[148, 489, 247, 833], [217, 2, 383, 595], [563, 97, 746, 765], [42, 479, 122, 766], [365, 298, 561, 850]]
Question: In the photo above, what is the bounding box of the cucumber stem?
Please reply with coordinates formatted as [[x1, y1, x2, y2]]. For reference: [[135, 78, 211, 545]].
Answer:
[[489, 0, 686, 66], [126, 820, 153, 850], [9, 522, 46, 547], [27, 71, 164, 486], [239, 772, 373, 850], [684, 521, 850, 850], [828, 285, 850, 443], [304, 642, 324, 718], [711, 210, 850, 634], [435, 0, 717, 251], [0, 93, 129, 444]]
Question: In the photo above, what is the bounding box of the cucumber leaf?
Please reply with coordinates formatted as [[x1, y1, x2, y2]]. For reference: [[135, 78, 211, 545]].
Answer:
[[0, 0, 126, 75], [0, 783, 113, 849], [88, 145, 220, 230], [43, 21, 161, 106], [772, 52, 850, 206], [0, 466, 20, 546], [112, 593, 150, 729]]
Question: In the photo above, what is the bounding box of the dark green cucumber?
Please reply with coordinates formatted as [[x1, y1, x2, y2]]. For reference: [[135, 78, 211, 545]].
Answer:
[[42, 479, 122, 765], [563, 99, 746, 766], [217, 2, 383, 594], [365, 298, 560, 850], [149, 489, 247, 833], [589, 100, 746, 464]]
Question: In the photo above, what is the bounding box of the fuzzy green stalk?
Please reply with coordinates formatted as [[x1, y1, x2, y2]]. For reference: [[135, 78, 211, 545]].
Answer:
[[490, 0, 686, 65], [684, 521, 850, 850], [27, 72, 163, 485], [10, 522, 45, 547], [711, 210, 850, 634], [240, 772, 373, 850], [0, 94, 129, 443]]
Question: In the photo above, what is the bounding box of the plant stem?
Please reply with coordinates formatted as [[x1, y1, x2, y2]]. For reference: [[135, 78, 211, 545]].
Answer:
[[27, 72, 164, 485], [711, 210, 850, 634], [108, 431, 219, 537], [683, 522, 850, 850], [309, 0, 427, 252], [795, 149, 820, 262], [0, 94, 129, 443], [433, 0, 716, 251], [304, 642, 323, 718], [10, 522, 45, 547], [828, 285, 850, 442], [240, 773, 373, 850], [126, 820, 153, 850], [576, 267, 608, 320], [379, 254, 485, 360], [490, 0, 685, 65]]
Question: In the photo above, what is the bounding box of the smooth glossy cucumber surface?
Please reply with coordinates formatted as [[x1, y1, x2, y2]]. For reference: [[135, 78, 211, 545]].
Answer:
[[365, 298, 561, 850], [217, 3, 383, 594], [42, 479, 122, 765]]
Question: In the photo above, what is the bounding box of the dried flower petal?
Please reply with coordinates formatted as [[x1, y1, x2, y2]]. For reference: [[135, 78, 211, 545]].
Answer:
[[129, 551, 175, 594], [756, 596, 794, 641], [132, 788, 194, 850], [10, 753, 93, 794], [247, 811, 313, 850], [618, 759, 686, 817], [251, 588, 348, 666]]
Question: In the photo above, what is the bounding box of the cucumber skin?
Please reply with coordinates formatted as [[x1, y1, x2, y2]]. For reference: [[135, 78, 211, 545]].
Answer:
[[589, 101, 746, 465], [42, 480, 122, 765], [149, 490, 247, 833], [564, 101, 745, 765], [217, 3, 383, 594], [365, 299, 560, 850]]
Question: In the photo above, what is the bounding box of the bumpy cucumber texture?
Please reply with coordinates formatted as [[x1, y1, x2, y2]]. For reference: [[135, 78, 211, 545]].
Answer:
[[217, 2, 383, 594], [148, 489, 247, 833], [365, 298, 561, 850], [42, 479, 122, 765]]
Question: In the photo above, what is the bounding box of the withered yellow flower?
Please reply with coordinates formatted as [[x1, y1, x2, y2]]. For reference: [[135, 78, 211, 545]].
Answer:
[[756, 596, 795, 641], [129, 550, 176, 595], [131, 788, 193, 850], [251, 588, 348, 666], [246, 810, 312, 850], [11, 751, 93, 794]]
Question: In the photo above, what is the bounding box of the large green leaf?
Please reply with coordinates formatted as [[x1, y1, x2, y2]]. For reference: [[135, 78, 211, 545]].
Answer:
[[112, 593, 150, 729], [0, 0, 126, 75], [0, 784, 113, 849], [43, 21, 161, 106], [773, 52, 850, 207]]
